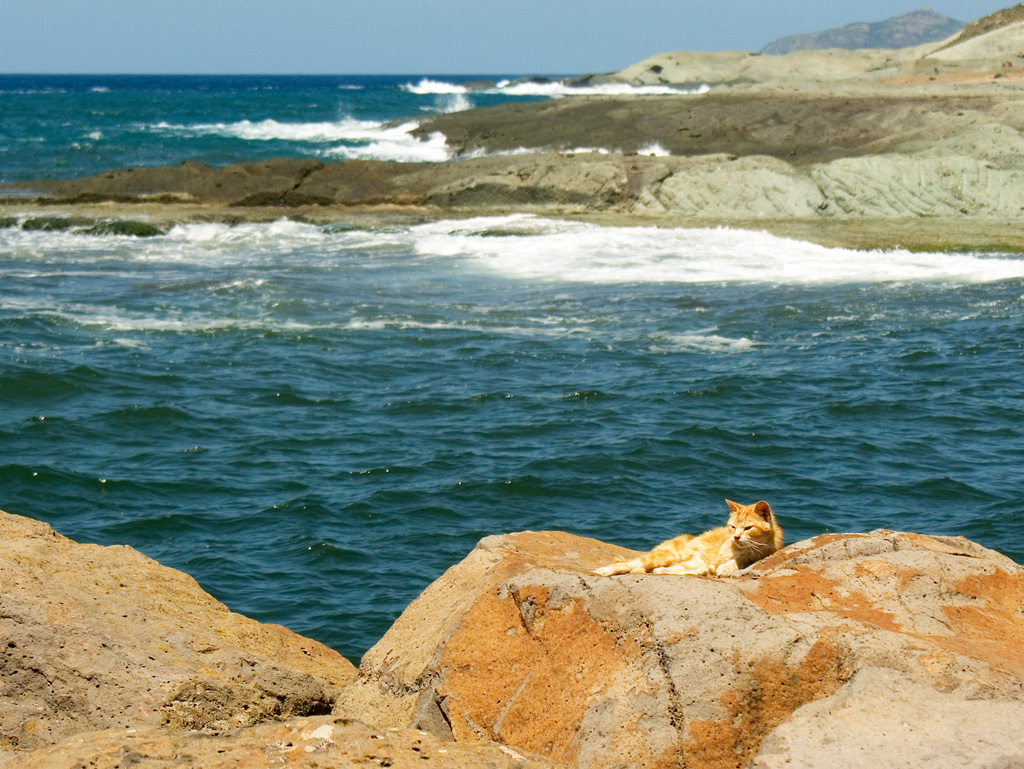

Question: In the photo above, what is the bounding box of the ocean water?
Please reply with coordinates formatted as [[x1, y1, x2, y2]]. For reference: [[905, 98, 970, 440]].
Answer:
[[2, 76, 1023, 663]]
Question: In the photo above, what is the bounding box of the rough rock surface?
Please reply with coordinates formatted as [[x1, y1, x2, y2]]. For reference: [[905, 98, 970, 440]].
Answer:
[[0, 510, 356, 754], [16, 85, 1024, 224], [22, 139, 1024, 223], [10, 716, 559, 769], [339, 529, 1024, 769], [750, 667, 1024, 769], [38, 157, 327, 206], [630, 155, 828, 218], [411, 93, 1015, 163]]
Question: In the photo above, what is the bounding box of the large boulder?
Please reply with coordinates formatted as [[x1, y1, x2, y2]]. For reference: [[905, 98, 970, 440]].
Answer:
[[339, 529, 1024, 769], [0, 510, 356, 753]]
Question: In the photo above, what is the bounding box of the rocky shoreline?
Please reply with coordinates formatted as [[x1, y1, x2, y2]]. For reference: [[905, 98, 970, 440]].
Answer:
[[2, 508, 1023, 768], [6, 9, 1024, 766], [8, 14, 1024, 249]]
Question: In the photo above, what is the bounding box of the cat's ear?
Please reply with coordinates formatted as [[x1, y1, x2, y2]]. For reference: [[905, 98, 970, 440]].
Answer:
[[726, 499, 741, 513], [754, 500, 773, 519]]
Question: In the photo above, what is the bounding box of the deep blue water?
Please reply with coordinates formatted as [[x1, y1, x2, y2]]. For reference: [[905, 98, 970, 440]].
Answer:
[[0, 73, 548, 183], [1, 76, 1023, 663]]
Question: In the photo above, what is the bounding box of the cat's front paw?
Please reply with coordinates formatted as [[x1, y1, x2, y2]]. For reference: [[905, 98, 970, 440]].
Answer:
[[594, 563, 623, 576], [714, 559, 740, 577]]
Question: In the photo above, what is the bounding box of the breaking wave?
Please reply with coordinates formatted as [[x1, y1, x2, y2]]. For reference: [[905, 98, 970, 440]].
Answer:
[[150, 119, 452, 163], [401, 77, 710, 98], [8, 214, 1023, 288]]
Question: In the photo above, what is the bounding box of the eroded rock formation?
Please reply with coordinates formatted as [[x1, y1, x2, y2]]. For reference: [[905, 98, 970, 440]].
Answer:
[[2, 504, 1022, 767], [340, 529, 1024, 769], [12, 716, 558, 769], [0, 510, 356, 752]]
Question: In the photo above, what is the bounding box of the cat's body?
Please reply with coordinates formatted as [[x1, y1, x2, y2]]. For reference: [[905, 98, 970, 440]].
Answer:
[[593, 500, 782, 577]]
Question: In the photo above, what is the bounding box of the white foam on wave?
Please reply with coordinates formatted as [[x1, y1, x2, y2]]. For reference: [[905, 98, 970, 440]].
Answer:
[[149, 118, 452, 162], [7, 215, 1024, 288], [401, 81, 475, 113], [152, 117, 382, 143], [402, 77, 710, 99], [401, 78, 469, 95], [321, 126, 451, 162], [63, 308, 320, 334], [343, 315, 577, 337], [440, 93, 473, 113], [158, 219, 351, 258], [409, 215, 1024, 286], [0, 218, 344, 269], [636, 142, 671, 157], [499, 81, 709, 98], [151, 118, 452, 163], [651, 330, 757, 353]]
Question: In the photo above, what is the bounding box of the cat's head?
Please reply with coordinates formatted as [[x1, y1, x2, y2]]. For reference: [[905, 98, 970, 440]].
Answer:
[[725, 499, 777, 552]]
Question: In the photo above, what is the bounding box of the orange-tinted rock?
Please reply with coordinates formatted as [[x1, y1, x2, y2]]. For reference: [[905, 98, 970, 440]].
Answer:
[[739, 530, 1024, 688], [340, 529, 1024, 769], [11, 716, 560, 769], [0, 510, 356, 753]]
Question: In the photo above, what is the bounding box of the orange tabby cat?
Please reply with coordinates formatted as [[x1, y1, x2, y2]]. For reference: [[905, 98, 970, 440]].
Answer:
[[593, 500, 782, 577]]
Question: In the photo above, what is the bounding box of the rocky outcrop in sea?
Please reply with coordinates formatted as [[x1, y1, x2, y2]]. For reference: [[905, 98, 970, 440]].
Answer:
[[10, 84, 1024, 237], [7, 5, 1024, 251], [2, 508, 1022, 767]]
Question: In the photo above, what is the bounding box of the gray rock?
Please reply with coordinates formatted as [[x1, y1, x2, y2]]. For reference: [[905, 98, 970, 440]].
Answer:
[[752, 667, 1024, 769], [631, 154, 827, 218]]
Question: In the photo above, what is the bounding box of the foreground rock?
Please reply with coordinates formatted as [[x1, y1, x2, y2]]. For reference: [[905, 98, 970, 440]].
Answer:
[[12, 716, 558, 769], [0, 510, 356, 753], [3, 505, 1022, 768], [0, 509, 563, 769], [340, 529, 1024, 769]]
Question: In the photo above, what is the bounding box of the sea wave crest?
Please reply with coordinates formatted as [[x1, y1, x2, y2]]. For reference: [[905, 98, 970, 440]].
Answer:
[[150, 119, 452, 163], [7, 215, 1024, 287], [409, 215, 1024, 285], [401, 77, 710, 99]]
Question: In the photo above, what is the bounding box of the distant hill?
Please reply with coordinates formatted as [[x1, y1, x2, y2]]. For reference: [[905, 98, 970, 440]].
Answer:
[[933, 1, 1024, 50], [761, 8, 965, 54]]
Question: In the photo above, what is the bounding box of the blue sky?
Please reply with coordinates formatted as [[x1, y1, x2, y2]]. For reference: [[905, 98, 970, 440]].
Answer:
[[0, 1, 1012, 74]]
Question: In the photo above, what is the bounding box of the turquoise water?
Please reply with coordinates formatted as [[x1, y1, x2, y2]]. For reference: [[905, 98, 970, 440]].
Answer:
[[2, 76, 1023, 663]]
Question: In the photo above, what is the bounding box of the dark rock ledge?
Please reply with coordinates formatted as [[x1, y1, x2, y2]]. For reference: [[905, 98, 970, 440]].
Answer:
[[9, 84, 1024, 249], [2, 508, 1022, 768]]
